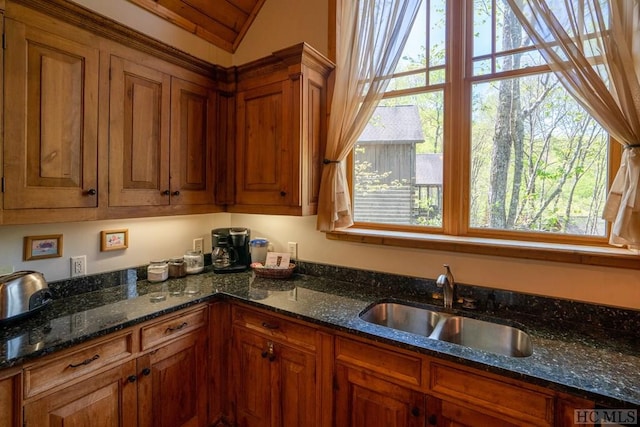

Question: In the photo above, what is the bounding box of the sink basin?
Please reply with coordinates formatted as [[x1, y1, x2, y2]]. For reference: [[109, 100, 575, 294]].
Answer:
[[359, 301, 533, 357], [431, 316, 533, 357], [359, 302, 441, 336]]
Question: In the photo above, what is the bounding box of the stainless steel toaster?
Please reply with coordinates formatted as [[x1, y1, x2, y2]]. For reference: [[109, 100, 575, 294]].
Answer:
[[0, 271, 53, 322]]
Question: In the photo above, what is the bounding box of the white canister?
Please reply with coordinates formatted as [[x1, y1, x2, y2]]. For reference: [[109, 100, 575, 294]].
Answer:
[[249, 238, 269, 265]]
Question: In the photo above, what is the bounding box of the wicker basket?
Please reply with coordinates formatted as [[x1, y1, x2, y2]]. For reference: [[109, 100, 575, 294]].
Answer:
[[251, 262, 296, 279]]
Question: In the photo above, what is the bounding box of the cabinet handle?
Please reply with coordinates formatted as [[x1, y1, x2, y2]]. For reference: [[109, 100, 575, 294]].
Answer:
[[261, 321, 279, 330], [172, 190, 180, 196], [68, 354, 100, 368], [261, 342, 275, 362], [162, 190, 171, 196], [166, 322, 188, 333], [127, 375, 137, 383], [141, 367, 151, 376], [86, 188, 97, 196], [428, 414, 437, 425], [411, 407, 420, 417]]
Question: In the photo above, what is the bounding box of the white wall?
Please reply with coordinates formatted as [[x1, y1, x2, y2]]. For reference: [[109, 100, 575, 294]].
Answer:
[[232, 0, 329, 65], [0, 215, 220, 282]]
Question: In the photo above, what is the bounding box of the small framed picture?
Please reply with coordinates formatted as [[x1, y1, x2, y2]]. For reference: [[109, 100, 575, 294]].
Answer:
[[101, 229, 129, 252], [24, 234, 63, 261]]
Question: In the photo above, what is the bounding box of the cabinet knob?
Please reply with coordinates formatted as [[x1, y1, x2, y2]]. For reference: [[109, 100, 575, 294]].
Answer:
[[127, 375, 137, 383], [261, 342, 276, 362], [411, 407, 420, 417], [172, 190, 180, 196], [162, 190, 171, 196], [141, 368, 151, 376], [428, 414, 437, 425], [280, 191, 287, 197], [86, 188, 97, 196]]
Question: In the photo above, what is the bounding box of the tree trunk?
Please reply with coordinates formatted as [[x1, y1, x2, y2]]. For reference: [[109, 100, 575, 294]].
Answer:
[[488, 1, 523, 229]]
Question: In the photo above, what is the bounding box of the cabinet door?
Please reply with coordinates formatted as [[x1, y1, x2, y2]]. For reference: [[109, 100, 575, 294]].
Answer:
[[109, 55, 171, 207], [427, 396, 520, 427], [235, 80, 293, 207], [170, 77, 216, 205], [24, 360, 137, 427], [232, 327, 273, 427], [137, 330, 208, 427], [4, 18, 99, 209], [232, 326, 318, 427], [0, 368, 21, 427], [335, 364, 426, 427]]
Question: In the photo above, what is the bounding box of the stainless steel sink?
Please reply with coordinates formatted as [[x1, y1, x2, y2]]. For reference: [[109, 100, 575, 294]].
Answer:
[[359, 301, 533, 357], [359, 302, 442, 336]]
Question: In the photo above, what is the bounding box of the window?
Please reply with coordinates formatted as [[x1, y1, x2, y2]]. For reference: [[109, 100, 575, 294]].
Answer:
[[350, 0, 617, 245]]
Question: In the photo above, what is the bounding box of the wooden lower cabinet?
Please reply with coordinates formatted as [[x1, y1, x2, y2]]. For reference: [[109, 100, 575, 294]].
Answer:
[[230, 304, 331, 427], [22, 305, 208, 427], [334, 335, 558, 427]]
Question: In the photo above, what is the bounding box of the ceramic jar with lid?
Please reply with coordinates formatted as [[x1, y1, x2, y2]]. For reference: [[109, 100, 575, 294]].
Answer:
[[147, 260, 168, 282], [184, 250, 204, 274]]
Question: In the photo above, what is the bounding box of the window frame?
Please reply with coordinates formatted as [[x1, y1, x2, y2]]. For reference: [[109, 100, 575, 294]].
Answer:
[[328, 0, 636, 269]]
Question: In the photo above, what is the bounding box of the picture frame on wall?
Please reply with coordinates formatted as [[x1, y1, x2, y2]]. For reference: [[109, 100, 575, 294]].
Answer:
[[101, 229, 129, 252], [23, 234, 63, 261]]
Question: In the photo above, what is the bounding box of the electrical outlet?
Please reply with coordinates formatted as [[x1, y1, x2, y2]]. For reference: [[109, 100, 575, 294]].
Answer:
[[0, 266, 13, 275], [287, 242, 298, 261], [193, 237, 204, 253], [70, 312, 86, 333], [70, 255, 86, 277]]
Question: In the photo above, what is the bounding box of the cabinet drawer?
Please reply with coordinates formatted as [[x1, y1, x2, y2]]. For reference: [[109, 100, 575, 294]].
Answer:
[[232, 305, 316, 351], [430, 362, 553, 425], [141, 305, 207, 351], [23, 331, 134, 399], [335, 336, 425, 389]]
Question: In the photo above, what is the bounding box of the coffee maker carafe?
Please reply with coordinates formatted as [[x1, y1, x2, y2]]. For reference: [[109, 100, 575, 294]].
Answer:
[[212, 227, 250, 273]]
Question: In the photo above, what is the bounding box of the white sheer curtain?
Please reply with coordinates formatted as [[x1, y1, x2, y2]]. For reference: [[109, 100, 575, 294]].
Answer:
[[506, 0, 640, 248], [316, 0, 422, 232]]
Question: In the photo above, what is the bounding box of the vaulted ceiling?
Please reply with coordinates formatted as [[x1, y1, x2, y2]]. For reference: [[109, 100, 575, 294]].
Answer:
[[128, 0, 267, 53]]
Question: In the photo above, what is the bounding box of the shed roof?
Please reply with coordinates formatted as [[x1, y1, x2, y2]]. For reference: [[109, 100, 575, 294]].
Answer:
[[358, 105, 424, 144]]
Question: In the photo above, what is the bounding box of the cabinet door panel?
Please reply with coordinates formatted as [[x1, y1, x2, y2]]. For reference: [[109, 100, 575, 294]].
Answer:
[[170, 77, 216, 205], [24, 360, 137, 427], [335, 364, 425, 427], [236, 81, 292, 206], [276, 343, 316, 427], [109, 55, 170, 207], [232, 328, 272, 427], [4, 19, 99, 209], [138, 330, 207, 427]]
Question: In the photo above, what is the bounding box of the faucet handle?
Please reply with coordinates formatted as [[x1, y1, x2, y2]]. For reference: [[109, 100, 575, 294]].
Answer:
[[436, 273, 449, 288]]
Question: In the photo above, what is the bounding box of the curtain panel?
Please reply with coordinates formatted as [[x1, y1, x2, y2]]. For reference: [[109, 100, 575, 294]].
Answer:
[[316, 0, 422, 232], [506, 0, 640, 248]]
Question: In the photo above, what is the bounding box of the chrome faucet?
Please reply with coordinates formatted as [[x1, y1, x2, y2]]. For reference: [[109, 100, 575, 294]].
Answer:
[[436, 264, 456, 309]]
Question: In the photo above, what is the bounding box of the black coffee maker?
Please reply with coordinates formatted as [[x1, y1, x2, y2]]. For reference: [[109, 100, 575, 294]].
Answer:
[[211, 227, 250, 273]]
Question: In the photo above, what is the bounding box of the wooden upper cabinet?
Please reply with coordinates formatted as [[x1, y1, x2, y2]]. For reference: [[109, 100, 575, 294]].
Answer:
[[3, 17, 99, 209], [108, 55, 171, 207], [108, 55, 217, 209], [232, 43, 334, 215]]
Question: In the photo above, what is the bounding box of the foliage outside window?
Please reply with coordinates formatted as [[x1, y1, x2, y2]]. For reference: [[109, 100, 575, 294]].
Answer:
[[351, 0, 615, 245]]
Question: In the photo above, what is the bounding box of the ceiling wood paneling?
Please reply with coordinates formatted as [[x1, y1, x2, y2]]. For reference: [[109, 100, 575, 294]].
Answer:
[[128, 0, 266, 53]]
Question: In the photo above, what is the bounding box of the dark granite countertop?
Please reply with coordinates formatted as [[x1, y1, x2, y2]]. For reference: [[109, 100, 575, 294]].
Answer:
[[1, 268, 638, 409]]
